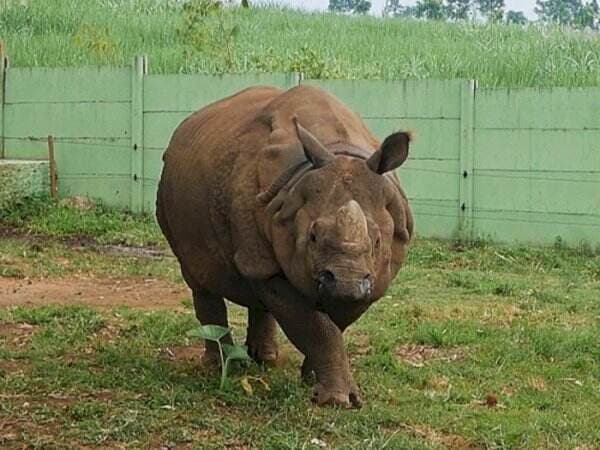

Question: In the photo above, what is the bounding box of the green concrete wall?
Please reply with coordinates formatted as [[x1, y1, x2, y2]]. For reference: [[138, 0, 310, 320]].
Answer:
[[1, 58, 599, 247], [3, 66, 133, 209], [473, 87, 600, 245]]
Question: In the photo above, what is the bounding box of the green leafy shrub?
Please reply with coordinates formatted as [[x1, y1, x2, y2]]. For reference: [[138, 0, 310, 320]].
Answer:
[[187, 324, 251, 388]]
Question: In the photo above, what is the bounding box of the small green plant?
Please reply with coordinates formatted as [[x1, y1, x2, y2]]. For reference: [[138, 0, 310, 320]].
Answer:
[[288, 46, 343, 79], [187, 324, 251, 388], [73, 24, 117, 60], [177, 0, 240, 71], [553, 235, 566, 250], [177, 0, 222, 51]]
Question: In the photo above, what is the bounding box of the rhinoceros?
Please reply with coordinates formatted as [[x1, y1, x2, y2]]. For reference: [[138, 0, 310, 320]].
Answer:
[[156, 85, 413, 407]]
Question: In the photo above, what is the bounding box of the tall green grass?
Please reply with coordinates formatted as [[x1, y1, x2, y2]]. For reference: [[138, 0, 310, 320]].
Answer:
[[1, 0, 600, 87]]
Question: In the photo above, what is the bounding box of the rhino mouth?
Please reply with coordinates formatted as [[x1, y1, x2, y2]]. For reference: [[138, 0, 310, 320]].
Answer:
[[316, 272, 373, 304]]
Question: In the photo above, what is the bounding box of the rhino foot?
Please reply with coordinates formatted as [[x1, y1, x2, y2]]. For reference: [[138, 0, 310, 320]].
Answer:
[[311, 381, 362, 408], [247, 340, 279, 365]]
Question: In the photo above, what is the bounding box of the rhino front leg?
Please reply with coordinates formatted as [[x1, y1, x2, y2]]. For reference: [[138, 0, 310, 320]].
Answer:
[[252, 276, 362, 408], [246, 308, 279, 364], [300, 358, 360, 407]]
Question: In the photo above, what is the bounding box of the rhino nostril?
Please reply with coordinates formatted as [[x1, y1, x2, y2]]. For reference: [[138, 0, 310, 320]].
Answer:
[[361, 274, 373, 296]]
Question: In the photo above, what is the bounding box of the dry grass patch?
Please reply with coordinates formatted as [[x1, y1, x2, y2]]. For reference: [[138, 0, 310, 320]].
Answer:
[[0, 322, 37, 348], [395, 344, 467, 367], [397, 423, 482, 450], [528, 376, 548, 391]]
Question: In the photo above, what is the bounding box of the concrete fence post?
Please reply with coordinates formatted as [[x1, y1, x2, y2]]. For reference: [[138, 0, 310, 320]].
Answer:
[[130, 55, 148, 213], [0, 41, 7, 160], [458, 80, 477, 241], [294, 72, 304, 86]]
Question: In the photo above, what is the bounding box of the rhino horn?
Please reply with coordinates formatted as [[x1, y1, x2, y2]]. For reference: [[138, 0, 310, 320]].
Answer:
[[336, 200, 368, 243], [293, 116, 335, 168]]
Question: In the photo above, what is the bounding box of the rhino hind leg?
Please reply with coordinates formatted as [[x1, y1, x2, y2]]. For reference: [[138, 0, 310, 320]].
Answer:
[[245, 308, 279, 364], [192, 288, 233, 365]]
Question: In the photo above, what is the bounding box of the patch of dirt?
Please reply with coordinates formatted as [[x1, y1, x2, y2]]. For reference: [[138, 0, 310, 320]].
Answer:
[[97, 244, 168, 258], [95, 320, 126, 342], [0, 322, 36, 337], [58, 195, 96, 210], [397, 423, 482, 450], [0, 358, 30, 375], [427, 375, 450, 390], [149, 431, 224, 450], [0, 402, 70, 449], [222, 439, 249, 450], [0, 423, 20, 448], [152, 443, 195, 450], [0, 322, 37, 348], [0, 276, 188, 309], [0, 225, 26, 240], [395, 344, 466, 367], [470, 393, 506, 409], [159, 343, 205, 363], [11, 389, 114, 405]]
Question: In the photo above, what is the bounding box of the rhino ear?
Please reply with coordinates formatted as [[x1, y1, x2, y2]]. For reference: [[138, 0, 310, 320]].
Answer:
[[293, 116, 335, 168], [367, 131, 411, 174]]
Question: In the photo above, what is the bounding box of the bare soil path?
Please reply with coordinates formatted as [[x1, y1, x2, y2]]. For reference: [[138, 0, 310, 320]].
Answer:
[[0, 276, 188, 309]]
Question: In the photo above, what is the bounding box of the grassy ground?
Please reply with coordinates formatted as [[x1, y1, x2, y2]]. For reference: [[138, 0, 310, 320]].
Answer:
[[0, 198, 599, 449], [1, 0, 600, 87]]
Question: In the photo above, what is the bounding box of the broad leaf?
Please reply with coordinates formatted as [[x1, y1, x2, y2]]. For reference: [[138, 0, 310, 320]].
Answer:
[[223, 344, 251, 361], [187, 324, 230, 342]]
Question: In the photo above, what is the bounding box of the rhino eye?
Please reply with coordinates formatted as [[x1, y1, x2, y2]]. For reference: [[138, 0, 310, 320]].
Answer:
[[375, 237, 381, 249]]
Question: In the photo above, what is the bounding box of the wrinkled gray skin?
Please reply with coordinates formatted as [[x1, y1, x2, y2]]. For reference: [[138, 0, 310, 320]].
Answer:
[[156, 85, 413, 407]]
